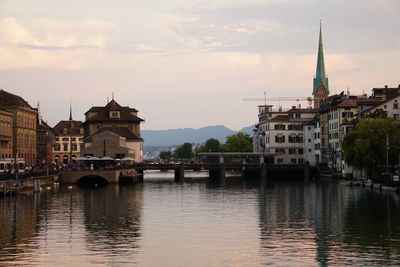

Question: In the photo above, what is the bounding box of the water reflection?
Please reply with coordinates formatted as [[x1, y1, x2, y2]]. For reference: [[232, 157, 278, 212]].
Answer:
[[0, 177, 399, 266], [258, 179, 400, 266], [82, 185, 143, 264]]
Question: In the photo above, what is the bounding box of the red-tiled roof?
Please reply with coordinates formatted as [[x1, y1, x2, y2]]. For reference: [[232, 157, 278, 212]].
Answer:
[[336, 99, 358, 108]]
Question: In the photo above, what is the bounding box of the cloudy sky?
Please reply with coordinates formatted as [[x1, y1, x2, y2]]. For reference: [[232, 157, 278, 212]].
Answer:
[[1, 0, 399, 130]]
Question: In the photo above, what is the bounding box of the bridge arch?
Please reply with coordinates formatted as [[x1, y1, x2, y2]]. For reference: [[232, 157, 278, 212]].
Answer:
[[76, 175, 109, 187]]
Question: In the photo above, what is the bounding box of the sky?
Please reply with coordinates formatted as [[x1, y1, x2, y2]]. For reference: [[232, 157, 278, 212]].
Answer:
[[0, 0, 399, 130]]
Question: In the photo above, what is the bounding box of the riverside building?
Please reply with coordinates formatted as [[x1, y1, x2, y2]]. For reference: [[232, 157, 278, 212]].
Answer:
[[0, 108, 13, 159], [52, 107, 84, 164], [81, 97, 144, 162], [0, 89, 37, 165]]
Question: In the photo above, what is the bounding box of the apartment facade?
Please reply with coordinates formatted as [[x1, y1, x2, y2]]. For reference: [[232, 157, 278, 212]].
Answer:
[[0, 89, 37, 165]]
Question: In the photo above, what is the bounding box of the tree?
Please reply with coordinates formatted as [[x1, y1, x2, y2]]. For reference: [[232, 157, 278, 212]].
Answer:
[[173, 143, 193, 159], [222, 132, 253, 152], [159, 151, 172, 160], [342, 118, 400, 175], [198, 138, 221, 153], [362, 109, 388, 119]]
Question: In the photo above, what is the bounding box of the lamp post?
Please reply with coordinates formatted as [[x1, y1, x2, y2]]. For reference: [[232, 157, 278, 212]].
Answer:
[[386, 132, 389, 173]]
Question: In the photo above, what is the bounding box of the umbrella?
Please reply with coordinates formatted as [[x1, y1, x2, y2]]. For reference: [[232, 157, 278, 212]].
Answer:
[[120, 157, 135, 161], [100, 156, 114, 160]]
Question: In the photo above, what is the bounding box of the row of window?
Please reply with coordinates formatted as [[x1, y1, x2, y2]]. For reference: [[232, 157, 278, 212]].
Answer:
[[55, 137, 84, 142], [53, 143, 84, 152], [275, 148, 304, 155], [274, 124, 303, 131], [276, 158, 304, 164]]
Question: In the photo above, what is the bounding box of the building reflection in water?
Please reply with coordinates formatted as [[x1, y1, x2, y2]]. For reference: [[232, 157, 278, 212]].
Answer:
[[258, 179, 400, 266], [0, 185, 143, 266], [82, 185, 143, 264]]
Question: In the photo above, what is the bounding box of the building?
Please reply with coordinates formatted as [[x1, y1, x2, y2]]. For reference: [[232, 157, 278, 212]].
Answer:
[[253, 104, 317, 165], [0, 108, 13, 159], [53, 108, 84, 164], [0, 89, 37, 165], [82, 98, 144, 162], [35, 103, 56, 164]]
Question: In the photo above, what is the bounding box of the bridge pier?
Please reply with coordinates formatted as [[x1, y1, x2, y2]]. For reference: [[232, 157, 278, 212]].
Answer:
[[174, 163, 185, 182], [209, 163, 226, 179]]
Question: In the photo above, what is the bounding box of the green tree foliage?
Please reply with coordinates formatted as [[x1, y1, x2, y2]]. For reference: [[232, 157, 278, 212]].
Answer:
[[173, 143, 193, 159], [362, 109, 388, 119], [197, 138, 221, 153], [222, 132, 253, 152], [342, 118, 400, 174], [159, 151, 172, 160]]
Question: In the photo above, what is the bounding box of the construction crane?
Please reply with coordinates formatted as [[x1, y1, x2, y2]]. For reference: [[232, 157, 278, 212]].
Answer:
[[243, 92, 313, 108]]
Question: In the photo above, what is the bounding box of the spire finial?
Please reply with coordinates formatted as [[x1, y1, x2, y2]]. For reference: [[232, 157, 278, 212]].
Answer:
[[69, 98, 73, 121], [112, 92, 114, 100]]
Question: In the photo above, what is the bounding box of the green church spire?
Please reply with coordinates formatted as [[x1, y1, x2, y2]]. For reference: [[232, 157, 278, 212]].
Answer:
[[313, 21, 329, 96]]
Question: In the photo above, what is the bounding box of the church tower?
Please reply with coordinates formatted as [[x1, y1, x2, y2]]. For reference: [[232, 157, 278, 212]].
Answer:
[[313, 21, 329, 108]]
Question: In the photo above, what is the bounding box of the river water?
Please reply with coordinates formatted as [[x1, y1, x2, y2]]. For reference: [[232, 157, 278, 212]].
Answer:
[[1, 173, 400, 266]]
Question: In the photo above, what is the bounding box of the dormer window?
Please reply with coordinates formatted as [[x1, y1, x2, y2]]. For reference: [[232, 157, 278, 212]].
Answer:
[[63, 128, 68, 134], [109, 111, 120, 118]]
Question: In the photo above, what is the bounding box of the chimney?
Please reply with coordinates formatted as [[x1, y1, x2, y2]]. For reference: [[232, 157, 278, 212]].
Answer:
[[298, 104, 301, 109], [385, 85, 388, 88]]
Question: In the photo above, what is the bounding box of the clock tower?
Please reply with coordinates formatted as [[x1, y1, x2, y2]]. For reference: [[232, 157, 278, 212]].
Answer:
[[313, 21, 329, 108]]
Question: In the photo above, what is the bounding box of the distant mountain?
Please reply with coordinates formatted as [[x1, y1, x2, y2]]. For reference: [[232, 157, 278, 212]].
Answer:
[[142, 125, 254, 146], [240, 125, 255, 135]]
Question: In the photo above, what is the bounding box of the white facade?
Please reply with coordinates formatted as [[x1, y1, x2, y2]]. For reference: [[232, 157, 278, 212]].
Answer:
[[253, 105, 318, 165]]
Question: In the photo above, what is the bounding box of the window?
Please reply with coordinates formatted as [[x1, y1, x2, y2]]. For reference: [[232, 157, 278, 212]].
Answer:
[[275, 135, 285, 143], [54, 144, 60, 151], [71, 144, 77, 151], [72, 137, 76, 141], [62, 137, 69, 141], [291, 158, 297, 164], [289, 135, 296, 143], [63, 143, 68, 151], [274, 124, 286, 130], [298, 148, 304, 155], [384, 105, 387, 109], [308, 148, 312, 153], [63, 128, 68, 134], [55, 137, 59, 142], [80, 128, 84, 134], [275, 148, 285, 154], [296, 135, 303, 143], [394, 103, 398, 109], [308, 138, 312, 143], [109, 111, 120, 118], [277, 158, 283, 164], [298, 158, 304, 164], [288, 124, 303, 131], [289, 148, 296, 154]]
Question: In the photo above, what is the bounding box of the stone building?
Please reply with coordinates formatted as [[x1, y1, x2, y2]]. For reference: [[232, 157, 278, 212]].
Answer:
[[35, 104, 56, 164], [0, 89, 37, 165], [53, 109, 84, 164], [82, 98, 144, 162], [0, 108, 13, 159]]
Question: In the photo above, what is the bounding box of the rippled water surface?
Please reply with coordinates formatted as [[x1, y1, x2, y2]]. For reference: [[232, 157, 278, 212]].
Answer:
[[1, 174, 400, 266]]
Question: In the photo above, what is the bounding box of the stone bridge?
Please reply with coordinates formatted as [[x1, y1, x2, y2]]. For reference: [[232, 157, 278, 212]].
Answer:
[[61, 169, 123, 184]]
